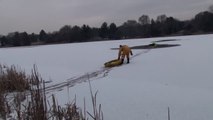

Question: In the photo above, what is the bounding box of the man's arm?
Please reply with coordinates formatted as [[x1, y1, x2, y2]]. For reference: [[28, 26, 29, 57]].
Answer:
[[130, 50, 133, 55]]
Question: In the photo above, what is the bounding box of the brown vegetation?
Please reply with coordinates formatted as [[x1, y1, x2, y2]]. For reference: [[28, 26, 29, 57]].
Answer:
[[0, 64, 103, 120]]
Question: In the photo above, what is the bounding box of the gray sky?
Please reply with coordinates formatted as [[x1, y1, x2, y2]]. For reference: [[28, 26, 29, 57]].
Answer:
[[0, 0, 212, 35]]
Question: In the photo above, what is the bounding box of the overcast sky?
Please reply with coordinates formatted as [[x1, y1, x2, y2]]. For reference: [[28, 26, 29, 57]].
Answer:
[[0, 0, 212, 35]]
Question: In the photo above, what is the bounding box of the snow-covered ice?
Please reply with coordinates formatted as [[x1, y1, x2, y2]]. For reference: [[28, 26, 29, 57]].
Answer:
[[1, 34, 213, 120]]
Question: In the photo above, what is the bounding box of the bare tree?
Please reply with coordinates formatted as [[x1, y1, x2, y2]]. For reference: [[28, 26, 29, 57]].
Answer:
[[138, 15, 150, 25], [156, 14, 167, 23]]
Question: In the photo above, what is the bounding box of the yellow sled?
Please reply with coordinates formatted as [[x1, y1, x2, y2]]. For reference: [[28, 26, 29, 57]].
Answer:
[[104, 59, 123, 67]]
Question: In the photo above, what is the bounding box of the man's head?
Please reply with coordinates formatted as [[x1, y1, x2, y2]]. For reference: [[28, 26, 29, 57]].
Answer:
[[119, 45, 123, 48]]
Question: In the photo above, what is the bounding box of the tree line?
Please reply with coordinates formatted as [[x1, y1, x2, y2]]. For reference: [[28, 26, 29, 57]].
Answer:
[[1, 9, 213, 47]]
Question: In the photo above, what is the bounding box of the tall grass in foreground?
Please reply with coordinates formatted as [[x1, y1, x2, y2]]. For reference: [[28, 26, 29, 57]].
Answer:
[[0, 64, 29, 93], [0, 64, 30, 119], [0, 64, 103, 120]]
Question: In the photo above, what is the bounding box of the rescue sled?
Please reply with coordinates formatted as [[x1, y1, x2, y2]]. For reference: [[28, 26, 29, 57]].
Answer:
[[104, 59, 123, 67]]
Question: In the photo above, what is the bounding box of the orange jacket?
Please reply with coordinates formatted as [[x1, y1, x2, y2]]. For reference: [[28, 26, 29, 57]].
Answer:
[[118, 45, 133, 59]]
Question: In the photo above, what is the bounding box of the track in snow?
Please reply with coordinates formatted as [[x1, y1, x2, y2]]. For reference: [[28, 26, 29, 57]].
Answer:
[[44, 49, 151, 93]]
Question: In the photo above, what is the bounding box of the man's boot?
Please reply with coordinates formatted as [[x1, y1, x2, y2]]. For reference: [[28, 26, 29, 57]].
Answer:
[[127, 58, 130, 64]]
